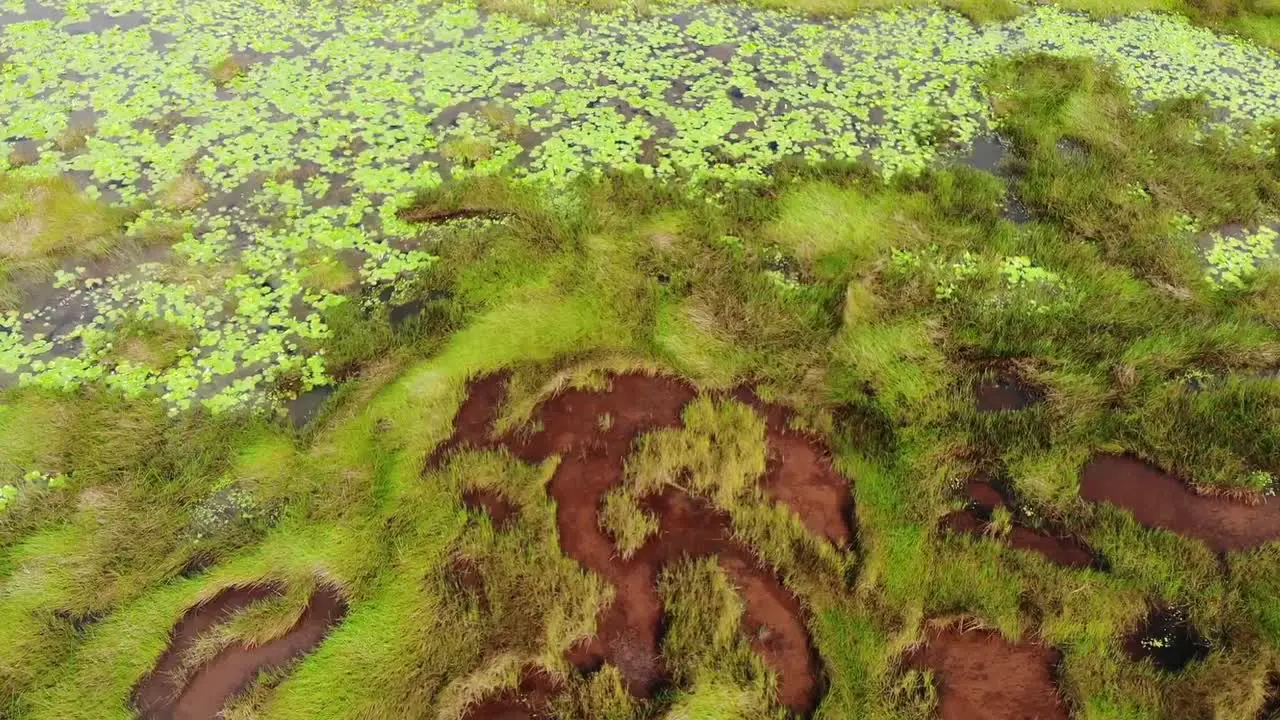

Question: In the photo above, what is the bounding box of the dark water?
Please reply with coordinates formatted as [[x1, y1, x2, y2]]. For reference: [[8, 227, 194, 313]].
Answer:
[[1123, 606, 1209, 673], [285, 384, 335, 428]]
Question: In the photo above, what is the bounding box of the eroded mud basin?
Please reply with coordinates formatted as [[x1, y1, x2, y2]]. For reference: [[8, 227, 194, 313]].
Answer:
[[907, 625, 1068, 720], [434, 371, 854, 716], [1080, 453, 1280, 552], [132, 583, 348, 720], [460, 667, 561, 720], [973, 374, 1041, 412], [3, 0, 1280, 411], [941, 477, 1096, 569]]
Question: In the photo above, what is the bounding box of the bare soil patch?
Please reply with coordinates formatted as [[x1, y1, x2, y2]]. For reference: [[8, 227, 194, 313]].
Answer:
[[942, 479, 1097, 569], [941, 511, 1094, 569], [962, 477, 1007, 508], [428, 371, 511, 467], [907, 625, 1068, 720], [462, 488, 519, 531], [974, 377, 1041, 412], [443, 555, 490, 613], [1122, 606, 1208, 673], [734, 389, 855, 548], [1079, 453, 1280, 551], [431, 372, 847, 716], [566, 488, 821, 712], [460, 667, 560, 720], [133, 584, 348, 720]]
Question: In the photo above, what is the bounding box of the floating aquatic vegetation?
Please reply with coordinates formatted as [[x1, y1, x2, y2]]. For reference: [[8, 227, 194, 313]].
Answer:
[[0, 469, 67, 513], [888, 246, 1074, 315], [1, 0, 1279, 411], [1204, 224, 1279, 288]]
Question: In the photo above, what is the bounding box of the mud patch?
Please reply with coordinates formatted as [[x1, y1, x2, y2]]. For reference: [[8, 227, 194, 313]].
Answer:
[[941, 511, 1095, 569], [460, 667, 560, 720], [462, 488, 519, 531], [427, 371, 510, 467], [1123, 606, 1208, 673], [1080, 454, 1280, 552], [974, 376, 1040, 412], [432, 372, 839, 716], [133, 583, 348, 720], [443, 555, 490, 613], [735, 389, 855, 548], [907, 625, 1068, 720], [942, 479, 1097, 569], [962, 477, 1006, 508], [563, 488, 821, 713]]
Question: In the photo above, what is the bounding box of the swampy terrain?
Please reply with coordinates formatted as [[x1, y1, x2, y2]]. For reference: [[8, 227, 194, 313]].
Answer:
[[3, 0, 1280, 718]]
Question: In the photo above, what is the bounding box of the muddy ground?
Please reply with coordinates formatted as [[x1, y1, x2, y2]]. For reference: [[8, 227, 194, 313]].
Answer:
[[942, 478, 1096, 569], [973, 376, 1041, 413], [461, 487, 520, 532], [907, 625, 1068, 720], [733, 387, 856, 549], [460, 667, 561, 720], [133, 584, 348, 720], [1080, 454, 1280, 552], [438, 372, 853, 716], [128, 380, 1274, 720]]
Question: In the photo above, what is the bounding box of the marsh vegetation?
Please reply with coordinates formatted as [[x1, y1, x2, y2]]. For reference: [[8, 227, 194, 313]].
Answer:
[[2, 0, 1280, 718]]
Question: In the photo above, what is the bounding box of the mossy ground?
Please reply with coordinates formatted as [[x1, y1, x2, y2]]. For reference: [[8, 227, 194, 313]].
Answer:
[[1, 10, 1280, 720]]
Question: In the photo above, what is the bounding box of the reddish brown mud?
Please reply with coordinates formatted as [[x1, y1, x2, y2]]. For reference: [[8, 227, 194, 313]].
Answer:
[[942, 480, 1097, 569], [962, 478, 1007, 508], [430, 372, 843, 716], [974, 376, 1041, 412], [460, 667, 561, 720], [443, 555, 490, 613], [563, 489, 820, 713], [941, 510, 1095, 569], [427, 371, 511, 467], [720, 547, 819, 714], [133, 584, 348, 720], [1079, 453, 1280, 552], [907, 626, 1068, 720], [734, 389, 855, 548], [462, 488, 519, 531]]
